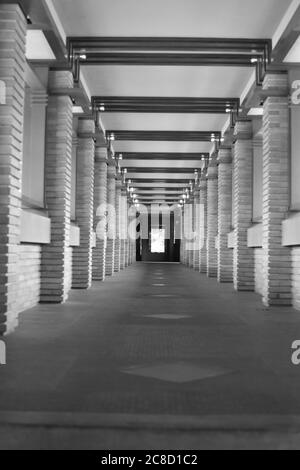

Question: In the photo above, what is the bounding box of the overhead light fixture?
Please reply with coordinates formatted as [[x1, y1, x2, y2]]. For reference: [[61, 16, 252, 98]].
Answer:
[[100, 104, 105, 112], [248, 107, 264, 116], [80, 54, 87, 60], [251, 58, 258, 63], [110, 133, 115, 141]]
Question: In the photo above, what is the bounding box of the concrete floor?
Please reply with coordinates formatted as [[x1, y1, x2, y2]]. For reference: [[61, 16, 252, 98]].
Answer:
[[1, 262, 300, 449]]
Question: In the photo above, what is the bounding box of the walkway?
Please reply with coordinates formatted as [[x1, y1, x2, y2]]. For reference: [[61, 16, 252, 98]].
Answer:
[[1, 263, 300, 449]]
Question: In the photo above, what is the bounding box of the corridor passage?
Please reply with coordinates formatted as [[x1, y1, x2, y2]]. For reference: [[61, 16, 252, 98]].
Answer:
[[1, 263, 300, 449]]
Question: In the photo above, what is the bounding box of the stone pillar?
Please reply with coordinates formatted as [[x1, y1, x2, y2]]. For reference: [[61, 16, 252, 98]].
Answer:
[[207, 153, 218, 278], [72, 120, 95, 289], [262, 73, 292, 306], [105, 162, 116, 276], [114, 178, 122, 272], [93, 147, 108, 281], [120, 187, 128, 270], [233, 121, 255, 291], [193, 187, 201, 271], [199, 174, 208, 274], [40, 70, 74, 304], [0, 4, 26, 333], [217, 148, 233, 283]]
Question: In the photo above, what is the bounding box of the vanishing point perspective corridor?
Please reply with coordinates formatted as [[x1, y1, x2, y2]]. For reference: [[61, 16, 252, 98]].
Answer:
[[2, 0, 300, 451]]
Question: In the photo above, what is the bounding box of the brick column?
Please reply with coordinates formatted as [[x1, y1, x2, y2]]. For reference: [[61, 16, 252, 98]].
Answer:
[[183, 203, 190, 266], [217, 148, 233, 283], [199, 174, 208, 274], [130, 213, 137, 265], [125, 201, 130, 267], [262, 73, 292, 306], [180, 209, 185, 264], [233, 121, 254, 291], [0, 5, 26, 333], [93, 147, 108, 281], [105, 162, 116, 276], [120, 187, 128, 270], [128, 204, 136, 265], [114, 178, 122, 272], [190, 199, 196, 268], [72, 120, 95, 289], [40, 70, 74, 304], [193, 187, 201, 271], [207, 153, 218, 278]]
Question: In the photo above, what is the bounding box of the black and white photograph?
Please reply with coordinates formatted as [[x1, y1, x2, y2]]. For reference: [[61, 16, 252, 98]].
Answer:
[[1, 0, 300, 452]]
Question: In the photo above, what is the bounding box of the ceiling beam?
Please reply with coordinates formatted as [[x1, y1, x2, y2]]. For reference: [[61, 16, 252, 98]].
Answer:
[[116, 152, 208, 160], [67, 37, 272, 85], [123, 168, 201, 174], [108, 131, 221, 142], [272, 5, 300, 63], [92, 97, 240, 114]]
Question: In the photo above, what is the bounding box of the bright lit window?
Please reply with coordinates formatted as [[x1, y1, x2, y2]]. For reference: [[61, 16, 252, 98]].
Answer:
[[151, 229, 165, 253]]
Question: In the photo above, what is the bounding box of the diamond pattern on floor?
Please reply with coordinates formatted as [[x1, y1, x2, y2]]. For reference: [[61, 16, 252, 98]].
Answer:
[[122, 361, 233, 383]]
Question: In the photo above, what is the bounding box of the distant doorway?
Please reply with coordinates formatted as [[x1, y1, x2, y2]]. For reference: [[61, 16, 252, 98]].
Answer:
[[138, 213, 180, 262]]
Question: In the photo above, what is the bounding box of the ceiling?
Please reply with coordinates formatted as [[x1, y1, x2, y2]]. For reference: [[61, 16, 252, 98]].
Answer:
[[49, 0, 294, 205], [52, 0, 291, 38]]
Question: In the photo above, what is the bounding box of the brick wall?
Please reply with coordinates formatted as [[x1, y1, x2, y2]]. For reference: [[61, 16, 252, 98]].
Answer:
[[105, 163, 116, 276], [0, 5, 27, 333], [64, 247, 73, 298], [193, 188, 200, 271], [233, 121, 255, 291], [262, 74, 292, 306], [17, 244, 41, 314], [72, 119, 95, 289], [93, 148, 108, 281], [40, 71, 73, 303], [114, 180, 122, 272], [217, 148, 233, 283], [207, 154, 218, 278], [292, 248, 300, 310], [199, 175, 208, 274], [254, 248, 264, 296]]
